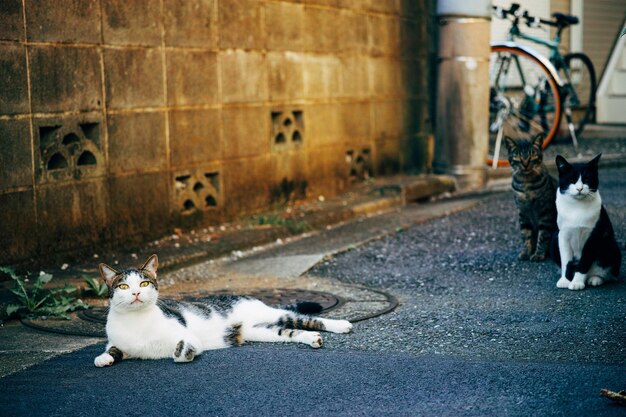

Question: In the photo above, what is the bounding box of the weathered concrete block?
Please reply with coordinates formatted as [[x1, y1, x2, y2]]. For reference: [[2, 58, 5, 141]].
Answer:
[[222, 106, 269, 159], [268, 52, 304, 102], [368, 14, 401, 57], [218, 0, 265, 50], [303, 7, 339, 53], [405, 99, 428, 135], [403, 59, 427, 99], [0, 0, 24, 41], [25, 0, 101, 43], [169, 109, 222, 168], [302, 55, 341, 99], [302, 103, 341, 147], [371, 100, 404, 140], [29, 45, 102, 113], [399, 0, 427, 17], [374, 136, 402, 175], [35, 179, 108, 253], [108, 172, 170, 241], [166, 50, 218, 106], [270, 151, 309, 203], [219, 51, 268, 103], [362, 0, 400, 15], [102, 0, 162, 46], [306, 145, 349, 195], [266, 2, 305, 51], [400, 18, 427, 58], [107, 112, 168, 175], [270, 108, 305, 153], [340, 102, 372, 143], [341, 10, 369, 54], [0, 119, 32, 190], [104, 47, 164, 109], [0, 44, 29, 115], [222, 155, 271, 216], [340, 56, 370, 98], [0, 191, 37, 264], [33, 115, 105, 184], [345, 145, 374, 181], [270, 150, 308, 182], [163, 0, 217, 48], [172, 165, 221, 227], [303, 0, 342, 7], [369, 57, 403, 97]]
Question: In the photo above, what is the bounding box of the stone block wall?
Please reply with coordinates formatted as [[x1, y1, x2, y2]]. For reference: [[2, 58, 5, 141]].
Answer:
[[0, 0, 435, 264]]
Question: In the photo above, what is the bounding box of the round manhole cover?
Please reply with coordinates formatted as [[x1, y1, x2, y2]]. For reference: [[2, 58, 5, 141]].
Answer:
[[23, 288, 344, 337]]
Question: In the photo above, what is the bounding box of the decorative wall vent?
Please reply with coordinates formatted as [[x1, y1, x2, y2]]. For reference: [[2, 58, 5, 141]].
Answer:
[[174, 170, 221, 215], [271, 110, 304, 148], [37, 119, 103, 183], [346, 147, 372, 181]]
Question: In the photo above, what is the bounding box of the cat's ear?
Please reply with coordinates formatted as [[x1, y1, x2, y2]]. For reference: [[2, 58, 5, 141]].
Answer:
[[588, 153, 602, 168], [99, 263, 120, 288], [141, 254, 158, 278], [504, 136, 516, 152], [555, 155, 572, 174], [532, 133, 544, 149]]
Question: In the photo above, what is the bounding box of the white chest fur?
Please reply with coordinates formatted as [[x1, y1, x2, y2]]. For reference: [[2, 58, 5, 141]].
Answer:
[[106, 306, 184, 359], [556, 190, 601, 256]]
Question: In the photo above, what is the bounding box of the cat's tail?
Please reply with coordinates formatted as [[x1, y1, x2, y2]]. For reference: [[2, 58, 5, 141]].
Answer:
[[283, 301, 323, 315]]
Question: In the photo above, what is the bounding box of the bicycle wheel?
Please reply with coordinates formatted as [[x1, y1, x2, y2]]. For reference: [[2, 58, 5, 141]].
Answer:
[[488, 44, 563, 167], [559, 52, 596, 139]]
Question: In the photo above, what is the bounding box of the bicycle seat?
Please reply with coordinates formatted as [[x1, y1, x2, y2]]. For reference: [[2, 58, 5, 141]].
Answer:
[[552, 12, 579, 27]]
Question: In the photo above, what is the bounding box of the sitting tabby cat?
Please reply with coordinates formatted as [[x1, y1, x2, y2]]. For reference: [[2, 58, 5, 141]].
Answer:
[[504, 134, 557, 261], [551, 154, 622, 290], [94, 255, 352, 367]]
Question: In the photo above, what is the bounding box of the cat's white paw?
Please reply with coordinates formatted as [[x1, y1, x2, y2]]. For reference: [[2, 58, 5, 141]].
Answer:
[[302, 332, 323, 348], [568, 281, 586, 291], [94, 353, 114, 367], [556, 277, 570, 289], [326, 320, 353, 334], [587, 276, 604, 287]]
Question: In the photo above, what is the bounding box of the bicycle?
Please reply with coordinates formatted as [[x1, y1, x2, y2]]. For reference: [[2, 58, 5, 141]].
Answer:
[[488, 3, 597, 167]]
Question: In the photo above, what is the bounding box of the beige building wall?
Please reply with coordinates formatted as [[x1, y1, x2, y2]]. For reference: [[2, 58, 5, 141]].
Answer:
[[583, 0, 625, 78], [0, 0, 435, 264]]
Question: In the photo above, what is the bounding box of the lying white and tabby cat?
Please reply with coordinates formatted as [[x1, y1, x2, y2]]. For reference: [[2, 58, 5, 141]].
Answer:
[[94, 255, 352, 367]]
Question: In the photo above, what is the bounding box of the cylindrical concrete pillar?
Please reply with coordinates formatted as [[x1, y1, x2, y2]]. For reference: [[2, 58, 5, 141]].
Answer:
[[434, 0, 491, 189]]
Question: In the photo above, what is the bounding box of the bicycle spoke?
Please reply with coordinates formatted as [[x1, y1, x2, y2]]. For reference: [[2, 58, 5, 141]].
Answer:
[[488, 45, 562, 167]]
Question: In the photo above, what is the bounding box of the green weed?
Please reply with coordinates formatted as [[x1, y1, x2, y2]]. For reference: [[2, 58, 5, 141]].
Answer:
[[255, 214, 311, 235], [83, 276, 109, 298], [1, 267, 88, 320]]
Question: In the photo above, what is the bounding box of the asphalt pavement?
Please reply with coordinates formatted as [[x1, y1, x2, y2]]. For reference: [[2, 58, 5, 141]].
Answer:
[[0, 147, 625, 416]]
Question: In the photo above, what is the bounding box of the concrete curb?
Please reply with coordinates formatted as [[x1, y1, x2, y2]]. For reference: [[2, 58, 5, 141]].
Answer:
[[160, 174, 457, 274]]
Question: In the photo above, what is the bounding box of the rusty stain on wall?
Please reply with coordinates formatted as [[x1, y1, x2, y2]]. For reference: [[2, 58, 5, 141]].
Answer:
[[0, 0, 436, 263]]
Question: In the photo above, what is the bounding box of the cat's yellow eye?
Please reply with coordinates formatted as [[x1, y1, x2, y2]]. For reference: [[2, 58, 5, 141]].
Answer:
[[118, 284, 129, 290], [140, 281, 150, 288]]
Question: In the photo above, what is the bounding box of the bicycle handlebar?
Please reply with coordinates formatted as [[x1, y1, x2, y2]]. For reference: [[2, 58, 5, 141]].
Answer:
[[522, 11, 558, 28], [493, 3, 563, 29]]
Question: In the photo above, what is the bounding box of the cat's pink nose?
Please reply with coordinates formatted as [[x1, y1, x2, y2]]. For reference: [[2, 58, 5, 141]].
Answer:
[[132, 292, 140, 296]]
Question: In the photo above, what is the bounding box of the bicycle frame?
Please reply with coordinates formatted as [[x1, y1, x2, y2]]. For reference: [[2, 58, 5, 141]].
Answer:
[[503, 19, 581, 106]]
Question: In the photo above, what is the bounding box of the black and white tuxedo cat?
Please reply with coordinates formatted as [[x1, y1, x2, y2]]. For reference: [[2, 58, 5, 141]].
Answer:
[[551, 154, 621, 290]]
